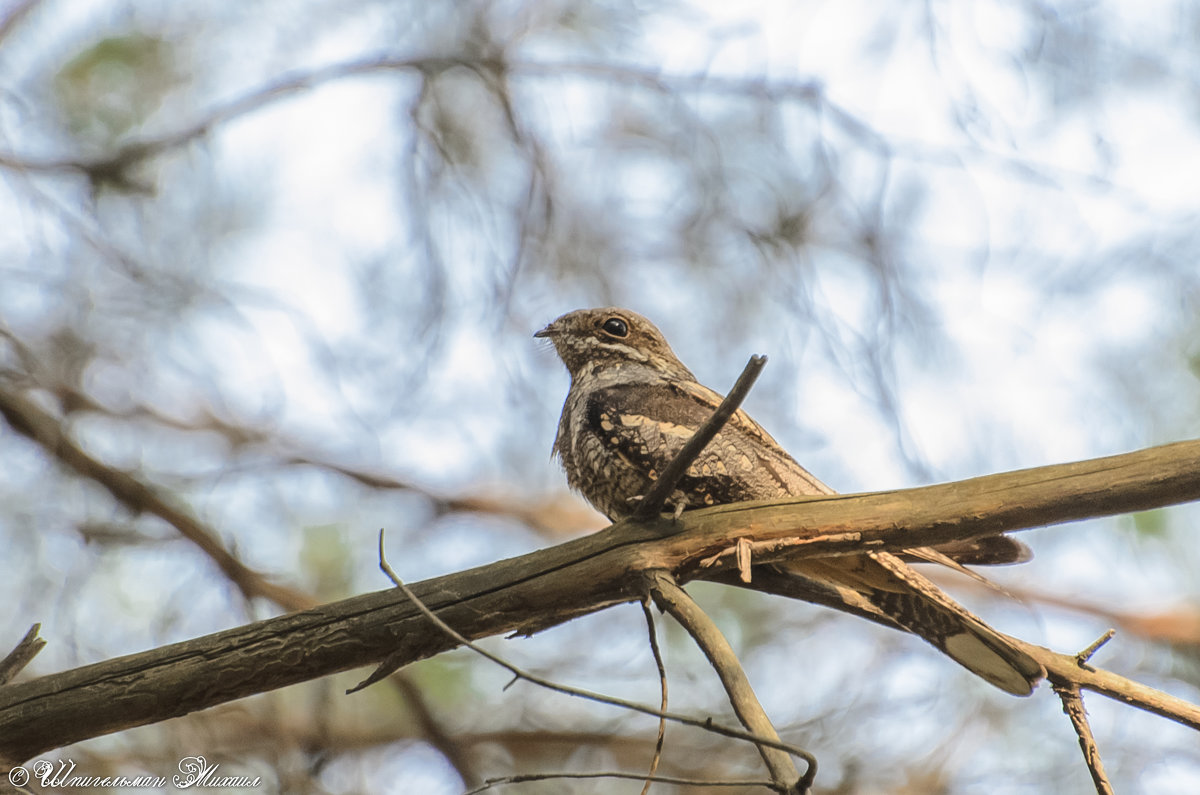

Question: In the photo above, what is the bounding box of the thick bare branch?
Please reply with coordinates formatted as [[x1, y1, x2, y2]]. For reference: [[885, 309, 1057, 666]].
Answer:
[[0, 440, 1197, 763], [366, 536, 815, 763], [679, 438, 1200, 564]]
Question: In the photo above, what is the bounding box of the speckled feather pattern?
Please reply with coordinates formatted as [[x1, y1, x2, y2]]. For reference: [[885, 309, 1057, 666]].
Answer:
[[538, 307, 1043, 695], [565, 378, 830, 519]]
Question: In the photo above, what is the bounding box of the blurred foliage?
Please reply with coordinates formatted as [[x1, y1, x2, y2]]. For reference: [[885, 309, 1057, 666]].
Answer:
[[1127, 508, 1168, 541], [54, 33, 177, 144], [1, 0, 1200, 792], [299, 524, 354, 600]]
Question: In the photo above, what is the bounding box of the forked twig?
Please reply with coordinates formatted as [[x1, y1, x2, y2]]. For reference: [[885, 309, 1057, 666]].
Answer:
[[647, 569, 813, 794], [366, 529, 815, 764]]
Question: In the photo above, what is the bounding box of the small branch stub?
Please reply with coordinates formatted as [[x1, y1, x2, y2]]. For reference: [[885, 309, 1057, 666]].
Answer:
[[0, 625, 45, 685], [736, 537, 754, 583], [1076, 629, 1116, 669]]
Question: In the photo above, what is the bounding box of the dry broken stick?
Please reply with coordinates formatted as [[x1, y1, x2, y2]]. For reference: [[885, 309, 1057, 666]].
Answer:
[[0, 625, 45, 686], [633, 355, 767, 522], [1075, 629, 1115, 669]]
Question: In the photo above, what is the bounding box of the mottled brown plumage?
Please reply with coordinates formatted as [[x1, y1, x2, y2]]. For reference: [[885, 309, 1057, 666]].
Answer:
[[538, 307, 1043, 696]]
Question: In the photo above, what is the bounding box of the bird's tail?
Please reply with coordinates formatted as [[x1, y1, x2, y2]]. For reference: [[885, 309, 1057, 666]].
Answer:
[[786, 551, 1044, 696]]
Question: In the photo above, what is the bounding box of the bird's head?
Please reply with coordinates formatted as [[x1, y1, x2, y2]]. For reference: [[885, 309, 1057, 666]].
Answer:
[[535, 307, 695, 382]]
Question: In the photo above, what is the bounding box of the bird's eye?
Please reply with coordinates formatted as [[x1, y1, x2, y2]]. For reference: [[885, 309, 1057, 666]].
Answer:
[[601, 317, 628, 338]]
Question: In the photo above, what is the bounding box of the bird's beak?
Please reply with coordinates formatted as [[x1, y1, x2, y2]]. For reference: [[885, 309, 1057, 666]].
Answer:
[[533, 322, 556, 339]]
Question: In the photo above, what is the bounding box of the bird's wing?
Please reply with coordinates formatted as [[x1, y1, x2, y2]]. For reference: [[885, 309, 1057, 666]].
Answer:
[[586, 380, 1043, 694], [901, 535, 1033, 566], [580, 379, 831, 507]]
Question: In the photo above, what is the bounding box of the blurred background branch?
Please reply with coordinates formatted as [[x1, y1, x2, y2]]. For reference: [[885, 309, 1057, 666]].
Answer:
[[1, 0, 1199, 791]]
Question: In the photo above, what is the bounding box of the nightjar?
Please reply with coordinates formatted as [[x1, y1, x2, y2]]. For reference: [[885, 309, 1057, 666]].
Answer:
[[537, 307, 1042, 696]]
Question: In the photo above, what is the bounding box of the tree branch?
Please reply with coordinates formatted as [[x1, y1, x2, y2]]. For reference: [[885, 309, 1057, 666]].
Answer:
[[0, 387, 311, 610], [463, 770, 779, 793], [0, 626, 45, 686], [0, 56, 1111, 203], [633, 355, 767, 520], [366, 533, 816, 764], [1052, 682, 1113, 795], [1, 439, 1198, 764], [646, 570, 811, 793], [721, 566, 1200, 731], [0, 0, 42, 46], [1018, 641, 1200, 732], [0, 386, 477, 784], [676, 438, 1200, 565]]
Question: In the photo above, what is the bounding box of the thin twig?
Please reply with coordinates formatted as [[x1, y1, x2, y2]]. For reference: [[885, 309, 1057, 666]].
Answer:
[[1052, 682, 1114, 795], [28, 384, 593, 536], [367, 530, 816, 761], [1015, 639, 1200, 732], [633, 355, 767, 521], [1076, 629, 1116, 668], [0, 624, 45, 685], [0, 0, 42, 45], [463, 770, 782, 794], [0, 55, 1124, 206], [647, 570, 813, 794], [639, 599, 668, 795]]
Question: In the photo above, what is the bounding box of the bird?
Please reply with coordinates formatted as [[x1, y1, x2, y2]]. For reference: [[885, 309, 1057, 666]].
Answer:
[[536, 306, 1043, 696]]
